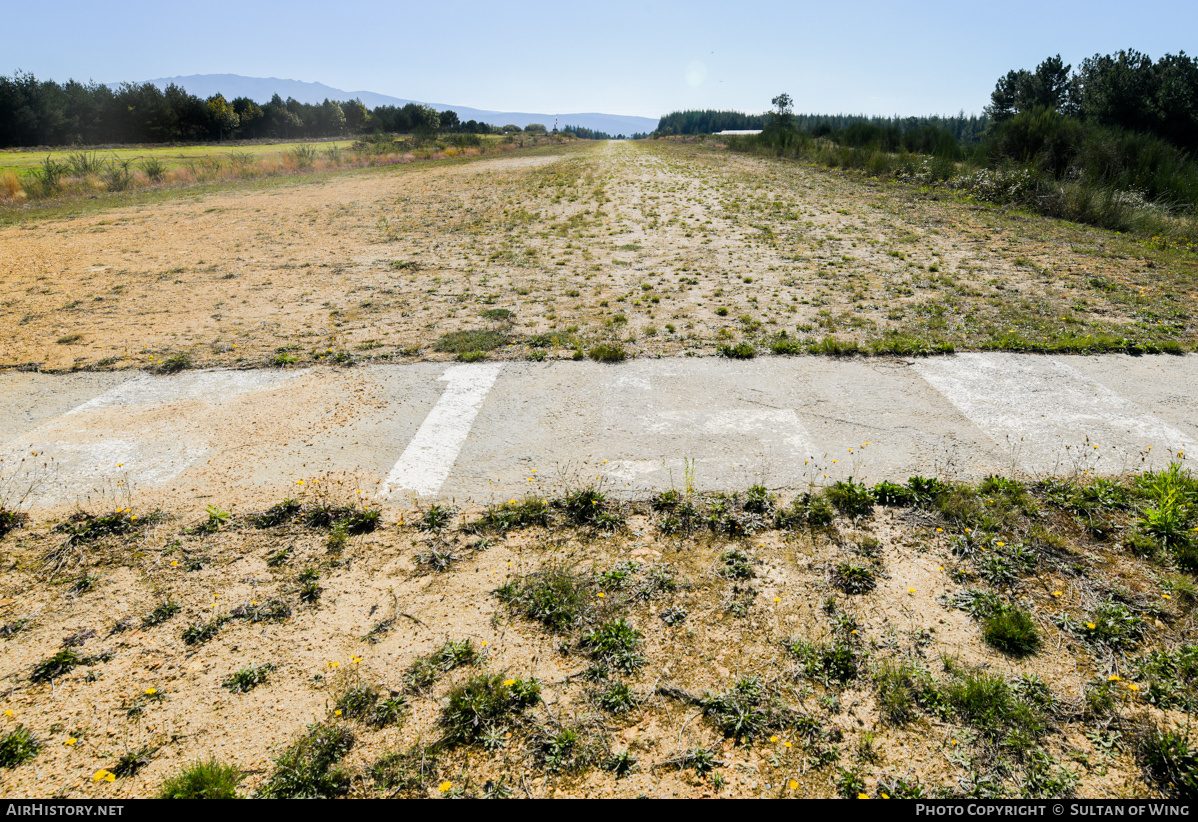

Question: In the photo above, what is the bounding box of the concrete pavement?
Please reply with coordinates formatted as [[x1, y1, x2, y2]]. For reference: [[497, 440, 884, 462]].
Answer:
[[0, 353, 1194, 513]]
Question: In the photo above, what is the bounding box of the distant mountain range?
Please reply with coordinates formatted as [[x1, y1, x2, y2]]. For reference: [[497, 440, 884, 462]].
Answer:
[[118, 75, 659, 136]]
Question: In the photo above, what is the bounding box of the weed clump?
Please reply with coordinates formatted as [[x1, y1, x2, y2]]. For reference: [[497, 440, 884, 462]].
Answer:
[[832, 562, 875, 594], [472, 496, 551, 532], [588, 342, 627, 362], [434, 329, 507, 356], [582, 619, 646, 674], [156, 758, 242, 798], [0, 725, 40, 768], [557, 486, 623, 530], [404, 639, 479, 692], [825, 479, 874, 518], [981, 604, 1041, 656], [222, 664, 275, 694], [141, 600, 180, 628], [252, 499, 301, 528], [873, 661, 945, 724], [440, 674, 540, 745], [497, 566, 592, 632], [258, 723, 355, 798], [701, 677, 807, 742], [30, 647, 81, 683], [1139, 726, 1198, 799], [717, 548, 754, 580], [0, 508, 27, 538]]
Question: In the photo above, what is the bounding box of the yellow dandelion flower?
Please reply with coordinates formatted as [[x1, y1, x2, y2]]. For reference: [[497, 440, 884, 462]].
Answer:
[[1163, 593, 1172, 599], [64, 738, 77, 746], [439, 781, 452, 793], [93, 769, 110, 782], [598, 592, 605, 598], [858, 793, 869, 799], [171, 561, 178, 567], [850, 629, 858, 634], [882, 793, 890, 799], [503, 679, 516, 687], [1052, 591, 1063, 597], [773, 596, 781, 603], [2, 710, 12, 718], [1087, 623, 1097, 629], [784, 741, 792, 748], [788, 779, 799, 789], [996, 541, 1005, 547], [1127, 683, 1140, 691], [144, 688, 157, 696], [1108, 674, 1121, 681], [334, 710, 342, 716], [908, 587, 916, 594], [935, 528, 943, 533]]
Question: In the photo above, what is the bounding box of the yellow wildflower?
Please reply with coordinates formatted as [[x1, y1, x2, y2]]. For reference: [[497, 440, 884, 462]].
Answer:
[[503, 679, 516, 687], [144, 688, 157, 696], [439, 781, 452, 793], [64, 738, 77, 746]]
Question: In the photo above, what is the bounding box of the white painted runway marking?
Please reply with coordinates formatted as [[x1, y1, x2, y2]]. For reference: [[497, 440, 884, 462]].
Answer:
[[913, 353, 1190, 469], [66, 369, 302, 415], [378, 363, 503, 498]]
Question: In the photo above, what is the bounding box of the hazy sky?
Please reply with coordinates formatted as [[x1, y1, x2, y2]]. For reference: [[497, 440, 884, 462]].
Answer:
[[6, 0, 1196, 118]]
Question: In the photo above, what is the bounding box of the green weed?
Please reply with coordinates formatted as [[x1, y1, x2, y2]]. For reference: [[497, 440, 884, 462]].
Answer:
[[156, 758, 242, 798]]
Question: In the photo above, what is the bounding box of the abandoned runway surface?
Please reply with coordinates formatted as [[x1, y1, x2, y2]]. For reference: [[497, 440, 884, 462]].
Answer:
[[0, 353, 1194, 513]]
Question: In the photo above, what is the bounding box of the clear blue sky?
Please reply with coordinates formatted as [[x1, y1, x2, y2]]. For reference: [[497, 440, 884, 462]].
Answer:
[[6, 0, 1196, 118]]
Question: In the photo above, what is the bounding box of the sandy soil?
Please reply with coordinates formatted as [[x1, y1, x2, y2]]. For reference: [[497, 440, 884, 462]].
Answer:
[[0, 482, 1186, 799], [1, 141, 1192, 373]]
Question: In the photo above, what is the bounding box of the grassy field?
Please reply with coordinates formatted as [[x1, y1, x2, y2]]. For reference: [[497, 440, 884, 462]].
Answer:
[[0, 138, 1195, 374], [0, 139, 360, 175], [2, 463, 1197, 798]]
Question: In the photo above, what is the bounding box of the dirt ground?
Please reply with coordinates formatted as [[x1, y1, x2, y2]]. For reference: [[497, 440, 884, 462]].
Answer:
[[0, 474, 1192, 799], [1, 140, 1194, 373]]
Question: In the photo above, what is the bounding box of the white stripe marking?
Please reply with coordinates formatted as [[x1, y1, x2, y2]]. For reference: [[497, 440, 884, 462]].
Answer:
[[913, 353, 1189, 467], [378, 363, 503, 498]]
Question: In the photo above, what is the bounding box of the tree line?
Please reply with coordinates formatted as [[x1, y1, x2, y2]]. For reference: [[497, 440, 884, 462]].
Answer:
[[656, 109, 989, 144], [0, 72, 564, 147], [986, 49, 1198, 155]]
